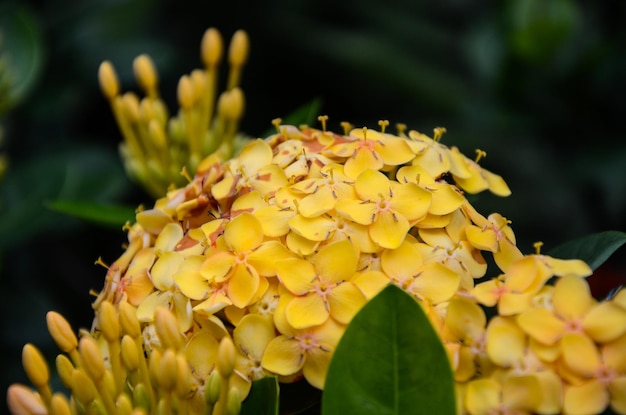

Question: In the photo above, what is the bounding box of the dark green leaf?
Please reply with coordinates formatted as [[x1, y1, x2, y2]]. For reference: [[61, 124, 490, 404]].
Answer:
[[0, 3, 43, 113], [45, 200, 136, 229], [322, 284, 456, 415], [548, 231, 626, 271], [240, 377, 279, 415], [261, 98, 323, 137]]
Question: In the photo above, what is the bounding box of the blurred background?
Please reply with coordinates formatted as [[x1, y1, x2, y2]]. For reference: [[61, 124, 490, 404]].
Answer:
[[1, 0, 625, 412]]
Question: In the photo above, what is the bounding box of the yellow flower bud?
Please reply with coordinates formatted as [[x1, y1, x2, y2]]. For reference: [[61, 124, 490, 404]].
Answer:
[[55, 354, 74, 390], [115, 393, 133, 415], [22, 343, 49, 389], [71, 369, 97, 406], [98, 61, 120, 100], [121, 334, 139, 372], [79, 337, 105, 382], [46, 311, 78, 353], [157, 348, 177, 392], [217, 336, 236, 378], [228, 30, 249, 68], [50, 392, 72, 415], [175, 353, 193, 398], [148, 348, 162, 387], [6, 384, 46, 415], [154, 307, 184, 351], [226, 386, 242, 415], [133, 54, 158, 95], [201, 27, 223, 67], [119, 301, 142, 338], [205, 370, 221, 406], [177, 75, 195, 110], [98, 301, 120, 343], [132, 383, 151, 413]]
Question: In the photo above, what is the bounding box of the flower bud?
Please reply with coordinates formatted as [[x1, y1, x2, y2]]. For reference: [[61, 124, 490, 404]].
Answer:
[[228, 30, 249, 68], [71, 369, 96, 406], [201, 28, 223, 67], [6, 384, 46, 415], [55, 354, 75, 390], [154, 307, 184, 351], [22, 343, 49, 388], [98, 61, 120, 100], [133, 54, 158, 95], [79, 337, 105, 382], [50, 392, 72, 415], [98, 301, 120, 343], [217, 336, 236, 378], [121, 335, 139, 372], [157, 349, 177, 392], [46, 311, 78, 353], [119, 301, 142, 338]]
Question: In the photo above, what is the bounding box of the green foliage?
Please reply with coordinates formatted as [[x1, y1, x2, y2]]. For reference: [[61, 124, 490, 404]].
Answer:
[[548, 230, 626, 271], [45, 200, 136, 229], [322, 285, 456, 415], [0, 3, 43, 114], [241, 377, 279, 415]]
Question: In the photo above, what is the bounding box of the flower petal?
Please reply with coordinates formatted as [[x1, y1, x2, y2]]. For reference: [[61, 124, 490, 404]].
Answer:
[[553, 275, 594, 320], [334, 199, 376, 225], [583, 301, 626, 343], [561, 333, 602, 377], [262, 336, 305, 376], [286, 294, 329, 329], [224, 212, 264, 252], [563, 380, 609, 415], [315, 240, 358, 283], [409, 263, 460, 304], [465, 378, 500, 415], [485, 316, 526, 367], [227, 265, 260, 308], [248, 240, 295, 276], [517, 308, 565, 346], [370, 211, 410, 249], [380, 239, 422, 281], [327, 282, 367, 325], [276, 258, 316, 295], [234, 314, 276, 360]]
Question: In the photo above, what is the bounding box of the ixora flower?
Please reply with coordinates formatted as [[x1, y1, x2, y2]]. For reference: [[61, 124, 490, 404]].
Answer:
[[8, 28, 626, 415]]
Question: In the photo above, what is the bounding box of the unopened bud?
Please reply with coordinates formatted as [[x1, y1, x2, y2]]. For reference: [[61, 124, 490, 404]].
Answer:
[[22, 344, 49, 388], [228, 30, 249, 67], [119, 301, 142, 338], [154, 307, 184, 351], [71, 369, 96, 406], [217, 336, 236, 378], [99, 301, 120, 343], [79, 337, 105, 382], [55, 355, 75, 390], [50, 392, 72, 415], [201, 28, 223, 67], [133, 54, 158, 94], [6, 384, 46, 415], [46, 311, 78, 353], [98, 61, 120, 100]]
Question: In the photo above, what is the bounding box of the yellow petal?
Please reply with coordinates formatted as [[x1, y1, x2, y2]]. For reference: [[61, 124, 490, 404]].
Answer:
[[562, 333, 602, 377], [328, 282, 367, 325], [465, 378, 500, 415], [485, 317, 525, 367], [483, 169, 511, 197], [609, 377, 626, 414], [428, 183, 465, 216], [298, 186, 336, 218], [498, 292, 534, 316], [184, 331, 219, 378], [227, 265, 260, 308], [286, 294, 329, 329], [136, 292, 166, 322], [444, 297, 486, 342], [151, 251, 184, 290], [303, 345, 334, 389], [234, 314, 276, 360], [602, 333, 626, 373], [374, 135, 415, 166], [583, 301, 626, 343], [175, 268, 208, 300], [354, 169, 390, 200], [201, 251, 234, 282], [334, 198, 376, 225], [563, 380, 609, 415], [471, 279, 501, 307], [225, 212, 264, 252], [315, 240, 358, 282], [502, 374, 542, 412], [553, 276, 594, 320], [465, 224, 498, 252], [288, 214, 335, 241], [255, 205, 294, 237], [248, 240, 295, 276], [370, 211, 410, 249], [517, 308, 565, 345], [352, 271, 390, 299], [533, 370, 563, 414], [544, 256, 592, 277], [238, 138, 273, 173], [262, 336, 305, 376], [154, 222, 184, 251], [276, 258, 316, 295], [285, 231, 319, 256], [344, 147, 383, 179], [409, 263, 460, 304], [389, 182, 432, 221], [380, 240, 422, 281]]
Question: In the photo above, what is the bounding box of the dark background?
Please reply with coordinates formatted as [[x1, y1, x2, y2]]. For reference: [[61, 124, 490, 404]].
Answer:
[[1, 0, 625, 412]]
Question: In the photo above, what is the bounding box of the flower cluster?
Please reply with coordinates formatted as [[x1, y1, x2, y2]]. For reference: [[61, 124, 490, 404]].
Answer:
[[8, 28, 626, 415]]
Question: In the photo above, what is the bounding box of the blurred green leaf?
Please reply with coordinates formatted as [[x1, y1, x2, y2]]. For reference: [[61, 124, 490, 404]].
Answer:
[[322, 284, 456, 415], [0, 146, 130, 250], [262, 98, 323, 137], [0, 3, 43, 113], [45, 200, 135, 228], [548, 231, 626, 271], [240, 377, 279, 415]]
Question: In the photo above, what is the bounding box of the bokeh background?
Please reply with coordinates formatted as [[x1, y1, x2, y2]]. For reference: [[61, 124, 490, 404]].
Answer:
[[1, 0, 625, 412]]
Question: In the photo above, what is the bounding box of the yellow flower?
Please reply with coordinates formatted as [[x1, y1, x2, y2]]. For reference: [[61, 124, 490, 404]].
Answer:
[[335, 168, 432, 249], [276, 239, 366, 329]]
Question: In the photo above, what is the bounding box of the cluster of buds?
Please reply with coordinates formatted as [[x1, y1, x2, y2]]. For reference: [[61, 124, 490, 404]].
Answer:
[[7, 28, 626, 415], [98, 28, 249, 197]]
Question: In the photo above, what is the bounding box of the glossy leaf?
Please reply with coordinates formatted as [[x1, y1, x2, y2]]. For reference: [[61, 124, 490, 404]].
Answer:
[[240, 377, 279, 415], [322, 284, 456, 415], [548, 230, 626, 271], [46, 200, 135, 228]]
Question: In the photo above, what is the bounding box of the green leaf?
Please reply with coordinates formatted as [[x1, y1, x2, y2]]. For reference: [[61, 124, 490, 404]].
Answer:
[[0, 3, 43, 113], [240, 377, 279, 415], [46, 200, 136, 229], [261, 98, 323, 137], [547, 230, 626, 271], [322, 284, 456, 415]]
